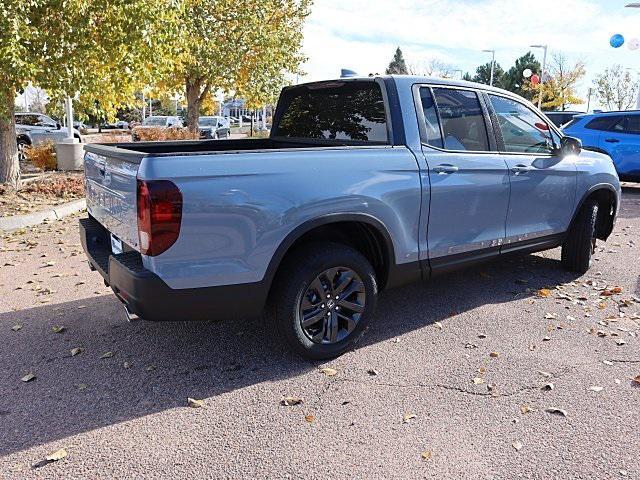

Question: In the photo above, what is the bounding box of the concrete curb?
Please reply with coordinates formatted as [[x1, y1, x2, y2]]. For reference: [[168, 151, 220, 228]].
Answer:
[[0, 199, 86, 232]]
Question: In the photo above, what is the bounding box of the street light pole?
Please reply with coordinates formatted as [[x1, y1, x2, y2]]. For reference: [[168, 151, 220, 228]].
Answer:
[[482, 49, 496, 86], [531, 44, 548, 110]]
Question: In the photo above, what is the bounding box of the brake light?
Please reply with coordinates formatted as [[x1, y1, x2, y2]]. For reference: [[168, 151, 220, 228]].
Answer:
[[136, 180, 182, 256]]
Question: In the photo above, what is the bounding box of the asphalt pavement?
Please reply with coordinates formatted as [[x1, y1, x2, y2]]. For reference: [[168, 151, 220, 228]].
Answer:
[[1, 186, 639, 479]]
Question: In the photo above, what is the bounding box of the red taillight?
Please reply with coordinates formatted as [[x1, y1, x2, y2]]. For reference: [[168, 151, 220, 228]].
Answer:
[[136, 180, 182, 256]]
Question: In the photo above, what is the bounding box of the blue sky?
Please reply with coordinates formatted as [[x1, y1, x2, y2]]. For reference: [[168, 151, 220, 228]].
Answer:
[[301, 0, 640, 108]]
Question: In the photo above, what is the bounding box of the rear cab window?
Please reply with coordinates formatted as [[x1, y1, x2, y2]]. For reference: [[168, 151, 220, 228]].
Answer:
[[272, 81, 389, 144]]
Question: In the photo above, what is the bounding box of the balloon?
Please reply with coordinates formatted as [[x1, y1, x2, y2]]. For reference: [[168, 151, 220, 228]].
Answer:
[[610, 34, 625, 48], [628, 38, 640, 51], [530, 74, 540, 85], [523, 68, 533, 78]]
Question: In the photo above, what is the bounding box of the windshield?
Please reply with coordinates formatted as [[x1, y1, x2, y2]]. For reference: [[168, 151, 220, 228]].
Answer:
[[199, 117, 219, 127], [143, 117, 167, 126]]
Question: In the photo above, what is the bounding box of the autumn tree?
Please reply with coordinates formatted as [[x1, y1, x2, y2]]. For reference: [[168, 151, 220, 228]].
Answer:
[[386, 47, 409, 75], [162, 0, 310, 131], [593, 65, 640, 111], [0, 0, 178, 186], [407, 58, 456, 78], [530, 53, 586, 111]]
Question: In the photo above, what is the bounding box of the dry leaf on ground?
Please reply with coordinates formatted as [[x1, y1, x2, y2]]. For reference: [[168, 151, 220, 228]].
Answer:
[[52, 325, 65, 333], [421, 450, 432, 461], [281, 396, 304, 406], [403, 413, 417, 423], [319, 367, 338, 376], [545, 407, 568, 417], [512, 441, 523, 451], [45, 448, 67, 462], [21, 373, 36, 382], [537, 288, 551, 298], [100, 351, 114, 359], [305, 414, 315, 423], [70, 347, 83, 357], [187, 398, 205, 408], [11, 324, 22, 331]]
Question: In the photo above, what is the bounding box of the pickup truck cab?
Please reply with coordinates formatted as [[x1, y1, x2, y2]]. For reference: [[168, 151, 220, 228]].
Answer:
[[80, 76, 621, 359]]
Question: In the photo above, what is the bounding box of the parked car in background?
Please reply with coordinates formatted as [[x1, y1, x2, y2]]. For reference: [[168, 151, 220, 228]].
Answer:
[[199, 116, 230, 139], [544, 110, 583, 128], [15, 112, 82, 160], [102, 120, 130, 130], [81, 76, 620, 359], [131, 116, 183, 141], [562, 111, 640, 181]]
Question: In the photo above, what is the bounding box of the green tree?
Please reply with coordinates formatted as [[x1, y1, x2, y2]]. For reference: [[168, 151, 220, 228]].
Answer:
[[593, 65, 640, 111], [162, 0, 311, 131], [472, 62, 506, 88], [0, 0, 178, 186], [503, 52, 541, 101], [386, 47, 408, 75]]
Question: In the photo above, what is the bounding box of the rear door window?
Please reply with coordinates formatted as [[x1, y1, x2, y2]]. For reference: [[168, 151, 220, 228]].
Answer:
[[431, 88, 490, 151], [623, 115, 640, 134], [273, 81, 388, 144], [418, 87, 443, 148]]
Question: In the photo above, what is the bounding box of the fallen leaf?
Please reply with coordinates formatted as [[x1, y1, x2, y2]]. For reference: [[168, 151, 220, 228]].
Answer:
[[146, 364, 156, 372], [281, 396, 304, 406], [478, 333, 487, 339], [77, 383, 88, 390], [632, 375, 640, 387], [544, 313, 557, 320], [52, 325, 65, 334], [512, 441, 523, 451], [45, 448, 67, 462], [70, 347, 83, 357], [489, 351, 499, 358], [304, 414, 315, 423], [602, 360, 614, 366], [100, 351, 114, 359], [434, 322, 443, 330], [421, 450, 432, 461], [123, 362, 131, 369], [187, 398, 205, 408], [11, 324, 22, 332], [21, 373, 36, 382], [402, 413, 417, 423], [473, 377, 486, 385], [589, 386, 604, 392], [520, 405, 532, 414], [545, 407, 568, 417], [542, 382, 554, 391], [537, 370, 553, 378], [616, 339, 626, 346], [319, 367, 338, 377], [537, 288, 551, 298], [542, 336, 551, 341], [478, 367, 487, 374], [367, 369, 378, 376]]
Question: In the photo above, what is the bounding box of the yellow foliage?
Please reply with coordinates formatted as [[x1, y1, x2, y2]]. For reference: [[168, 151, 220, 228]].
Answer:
[[24, 141, 57, 170], [132, 127, 199, 141]]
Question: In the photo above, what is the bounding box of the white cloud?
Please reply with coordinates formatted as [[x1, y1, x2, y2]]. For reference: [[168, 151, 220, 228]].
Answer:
[[301, 0, 640, 103]]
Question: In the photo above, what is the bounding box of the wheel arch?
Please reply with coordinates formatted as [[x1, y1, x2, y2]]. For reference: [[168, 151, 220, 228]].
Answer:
[[571, 184, 618, 240], [264, 214, 405, 296]]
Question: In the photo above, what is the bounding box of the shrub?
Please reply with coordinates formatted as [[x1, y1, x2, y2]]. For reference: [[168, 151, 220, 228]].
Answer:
[[132, 127, 200, 142], [24, 140, 57, 170]]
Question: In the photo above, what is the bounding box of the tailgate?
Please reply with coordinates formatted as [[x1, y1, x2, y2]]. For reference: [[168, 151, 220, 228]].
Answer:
[[84, 145, 143, 251]]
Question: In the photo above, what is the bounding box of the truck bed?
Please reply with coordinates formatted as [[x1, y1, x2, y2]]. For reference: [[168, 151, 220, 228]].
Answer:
[[84, 137, 366, 162]]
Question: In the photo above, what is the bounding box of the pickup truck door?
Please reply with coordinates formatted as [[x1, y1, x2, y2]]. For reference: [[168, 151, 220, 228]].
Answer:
[[416, 86, 510, 270], [485, 93, 576, 247]]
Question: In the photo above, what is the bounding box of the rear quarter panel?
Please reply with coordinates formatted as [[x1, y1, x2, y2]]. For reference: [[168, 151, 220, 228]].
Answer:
[[138, 146, 422, 289], [573, 149, 621, 214]]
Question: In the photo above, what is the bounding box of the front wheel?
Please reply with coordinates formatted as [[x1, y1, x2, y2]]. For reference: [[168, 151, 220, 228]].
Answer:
[[561, 199, 599, 274], [268, 243, 378, 360]]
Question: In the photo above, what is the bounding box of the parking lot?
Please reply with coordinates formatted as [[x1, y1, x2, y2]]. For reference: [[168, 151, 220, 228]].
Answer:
[[1, 186, 639, 479]]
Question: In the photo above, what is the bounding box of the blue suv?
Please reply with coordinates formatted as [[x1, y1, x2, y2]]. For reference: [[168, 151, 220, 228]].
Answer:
[[562, 111, 640, 181]]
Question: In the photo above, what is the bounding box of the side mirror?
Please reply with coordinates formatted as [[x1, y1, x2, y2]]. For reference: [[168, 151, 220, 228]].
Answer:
[[558, 136, 581, 156]]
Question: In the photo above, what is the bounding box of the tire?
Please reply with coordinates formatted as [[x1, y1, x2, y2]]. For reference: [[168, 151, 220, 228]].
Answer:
[[268, 242, 378, 360], [17, 138, 30, 163], [561, 199, 599, 274]]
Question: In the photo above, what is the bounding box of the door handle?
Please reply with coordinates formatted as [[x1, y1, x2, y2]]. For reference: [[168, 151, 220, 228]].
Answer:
[[433, 164, 459, 174], [511, 164, 533, 175], [604, 138, 620, 143]]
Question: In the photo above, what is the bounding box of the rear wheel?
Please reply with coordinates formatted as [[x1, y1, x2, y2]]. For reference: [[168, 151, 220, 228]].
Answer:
[[17, 137, 30, 163], [268, 243, 378, 360], [561, 199, 599, 274]]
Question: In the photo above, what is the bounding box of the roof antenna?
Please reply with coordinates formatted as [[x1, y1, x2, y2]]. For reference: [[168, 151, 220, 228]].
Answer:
[[340, 69, 358, 78]]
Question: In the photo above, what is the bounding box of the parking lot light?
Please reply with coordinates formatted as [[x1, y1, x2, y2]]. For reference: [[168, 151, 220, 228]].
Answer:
[[482, 49, 496, 86]]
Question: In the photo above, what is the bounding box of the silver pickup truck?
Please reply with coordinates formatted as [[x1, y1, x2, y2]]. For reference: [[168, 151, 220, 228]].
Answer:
[[80, 76, 621, 359]]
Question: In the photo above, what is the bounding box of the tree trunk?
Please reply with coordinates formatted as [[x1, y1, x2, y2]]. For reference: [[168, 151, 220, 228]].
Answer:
[[185, 78, 202, 132], [0, 90, 20, 187]]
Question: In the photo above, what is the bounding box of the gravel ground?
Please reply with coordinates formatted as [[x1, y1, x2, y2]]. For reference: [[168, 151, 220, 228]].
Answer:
[[0, 186, 639, 480]]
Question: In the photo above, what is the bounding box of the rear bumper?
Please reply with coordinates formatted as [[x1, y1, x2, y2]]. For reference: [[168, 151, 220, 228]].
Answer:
[[79, 217, 267, 321]]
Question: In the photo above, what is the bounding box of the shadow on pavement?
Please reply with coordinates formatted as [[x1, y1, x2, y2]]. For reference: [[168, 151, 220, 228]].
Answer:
[[620, 184, 640, 219], [0, 250, 580, 457]]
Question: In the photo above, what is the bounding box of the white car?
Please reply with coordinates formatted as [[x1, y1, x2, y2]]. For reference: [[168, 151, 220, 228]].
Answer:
[[131, 116, 183, 141]]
